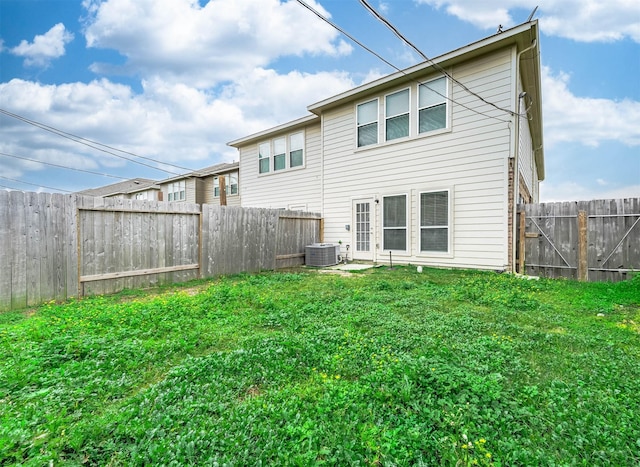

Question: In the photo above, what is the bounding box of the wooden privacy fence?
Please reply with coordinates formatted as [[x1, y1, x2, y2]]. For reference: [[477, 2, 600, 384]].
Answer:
[[517, 198, 640, 282], [0, 191, 321, 312]]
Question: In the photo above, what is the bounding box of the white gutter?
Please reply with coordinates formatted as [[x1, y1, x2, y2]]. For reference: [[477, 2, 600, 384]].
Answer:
[[512, 39, 537, 273]]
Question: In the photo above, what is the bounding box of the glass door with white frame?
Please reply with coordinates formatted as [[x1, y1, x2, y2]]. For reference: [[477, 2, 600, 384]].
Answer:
[[352, 199, 374, 261]]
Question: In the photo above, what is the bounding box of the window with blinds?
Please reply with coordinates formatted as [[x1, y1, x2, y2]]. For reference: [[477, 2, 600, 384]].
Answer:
[[420, 190, 449, 252]]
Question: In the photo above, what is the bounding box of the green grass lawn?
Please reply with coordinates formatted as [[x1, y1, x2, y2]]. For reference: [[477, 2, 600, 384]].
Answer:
[[1, 267, 639, 466]]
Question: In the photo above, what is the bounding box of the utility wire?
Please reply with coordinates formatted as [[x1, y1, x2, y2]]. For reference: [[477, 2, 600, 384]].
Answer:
[[0, 108, 193, 176], [0, 175, 73, 193], [294, 0, 510, 123], [0, 151, 130, 180], [358, 0, 518, 118], [294, 0, 398, 71]]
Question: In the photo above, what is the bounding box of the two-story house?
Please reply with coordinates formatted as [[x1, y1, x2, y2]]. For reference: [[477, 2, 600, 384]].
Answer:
[[157, 161, 240, 206], [229, 21, 543, 272]]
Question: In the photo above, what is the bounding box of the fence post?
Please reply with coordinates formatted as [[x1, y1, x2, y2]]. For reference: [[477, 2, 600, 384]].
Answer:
[[577, 210, 588, 281], [518, 210, 526, 274], [219, 176, 227, 206]]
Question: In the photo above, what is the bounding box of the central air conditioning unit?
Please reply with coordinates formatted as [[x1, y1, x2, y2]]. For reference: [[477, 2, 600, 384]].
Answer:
[[305, 243, 340, 267]]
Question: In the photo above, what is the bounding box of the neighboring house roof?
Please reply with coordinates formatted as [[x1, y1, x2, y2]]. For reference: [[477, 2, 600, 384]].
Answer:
[[227, 21, 544, 180], [77, 178, 159, 197], [158, 161, 239, 184]]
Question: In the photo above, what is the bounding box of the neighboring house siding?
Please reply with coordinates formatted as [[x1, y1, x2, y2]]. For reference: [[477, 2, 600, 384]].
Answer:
[[203, 176, 215, 205], [239, 123, 322, 212], [517, 77, 537, 202], [321, 48, 514, 270]]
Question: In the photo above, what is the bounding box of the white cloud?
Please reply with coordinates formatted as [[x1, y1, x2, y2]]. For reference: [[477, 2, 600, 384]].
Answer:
[[82, 0, 352, 88], [415, 0, 640, 42], [10, 23, 74, 67], [378, 2, 390, 14], [542, 66, 640, 148], [0, 65, 356, 182]]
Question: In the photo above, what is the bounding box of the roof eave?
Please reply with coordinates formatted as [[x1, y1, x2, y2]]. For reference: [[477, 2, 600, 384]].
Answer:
[[307, 21, 539, 114], [227, 114, 320, 148], [158, 162, 239, 184]]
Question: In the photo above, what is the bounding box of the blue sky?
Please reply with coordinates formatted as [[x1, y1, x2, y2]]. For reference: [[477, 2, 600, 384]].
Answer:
[[0, 0, 638, 201]]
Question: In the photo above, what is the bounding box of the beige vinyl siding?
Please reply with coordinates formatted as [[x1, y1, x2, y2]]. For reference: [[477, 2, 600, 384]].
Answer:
[[321, 47, 514, 270], [238, 122, 322, 212], [516, 76, 538, 201]]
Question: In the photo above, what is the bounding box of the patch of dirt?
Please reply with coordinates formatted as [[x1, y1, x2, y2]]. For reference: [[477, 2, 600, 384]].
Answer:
[[317, 269, 353, 277]]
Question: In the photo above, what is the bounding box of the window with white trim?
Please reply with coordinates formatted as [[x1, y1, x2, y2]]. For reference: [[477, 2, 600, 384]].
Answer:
[[383, 194, 407, 251], [385, 88, 409, 141], [418, 76, 447, 134], [258, 132, 305, 174], [357, 99, 378, 147], [273, 137, 286, 171], [420, 190, 450, 253], [289, 132, 304, 168], [214, 171, 239, 197], [167, 181, 186, 202], [134, 191, 154, 201], [258, 142, 270, 174]]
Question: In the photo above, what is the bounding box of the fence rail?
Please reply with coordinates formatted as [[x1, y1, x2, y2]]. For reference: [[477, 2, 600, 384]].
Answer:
[[0, 191, 321, 312], [517, 198, 640, 282]]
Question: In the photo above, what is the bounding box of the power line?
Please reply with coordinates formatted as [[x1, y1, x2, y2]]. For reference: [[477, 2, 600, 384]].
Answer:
[[294, 0, 399, 71], [359, 0, 518, 117], [0, 108, 194, 176], [0, 175, 73, 193], [0, 151, 130, 180], [294, 0, 510, 123]]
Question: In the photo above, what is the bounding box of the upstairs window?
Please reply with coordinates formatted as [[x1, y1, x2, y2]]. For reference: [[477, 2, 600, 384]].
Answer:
[[419, 77, 447, 134], [258, 142, 270, 174], [289, 132, 304, 168], [420, 190, 450, 253], [357, 99, 378, 147], [383, 194, 407, 251], [214, 171, 239, 197], [385, 88, 409, 141], [258, 132, 305, 174], [167, 181, 186, 202], [273, 137, 286, 171], [135, 191, 153, 201]]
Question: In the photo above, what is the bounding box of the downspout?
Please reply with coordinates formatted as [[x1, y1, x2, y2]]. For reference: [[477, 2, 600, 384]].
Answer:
[[320, 113, 325, 232], [512, 39, 537, 273]]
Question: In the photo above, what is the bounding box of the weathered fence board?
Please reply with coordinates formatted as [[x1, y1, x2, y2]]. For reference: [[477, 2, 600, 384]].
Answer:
[[78, 200, 201, 296], [0, 191, 11, 310], [518, 198, 640, 282], [201, 206, 281, 277], [276, 213, 322, 269], [1, 192, 322, 312]]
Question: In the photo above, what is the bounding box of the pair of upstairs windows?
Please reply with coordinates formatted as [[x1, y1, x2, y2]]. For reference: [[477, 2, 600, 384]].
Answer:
[[357, 76, 448, 148], [259, 132, 304, 174], [214, 171, 238, 197]]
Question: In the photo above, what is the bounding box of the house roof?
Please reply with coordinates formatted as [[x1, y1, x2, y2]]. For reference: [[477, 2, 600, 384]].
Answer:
[[227, 20, 544, 180], [77, 178, 159, 197], [227, 115, 319, 148], [157, 161, 239, 184]]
